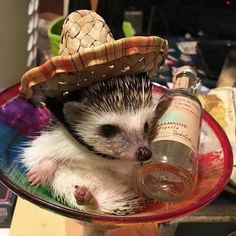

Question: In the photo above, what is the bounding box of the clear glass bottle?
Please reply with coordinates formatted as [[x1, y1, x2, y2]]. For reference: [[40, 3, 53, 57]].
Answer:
[[138, 66, 203, 201]]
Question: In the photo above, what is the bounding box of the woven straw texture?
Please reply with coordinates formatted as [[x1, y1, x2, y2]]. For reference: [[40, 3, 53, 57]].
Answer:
[[20, 10, 168, 98]]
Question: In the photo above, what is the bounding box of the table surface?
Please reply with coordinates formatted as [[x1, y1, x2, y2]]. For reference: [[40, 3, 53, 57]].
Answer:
[[9, 198, 159, 236], [9, 195, 236, 236]]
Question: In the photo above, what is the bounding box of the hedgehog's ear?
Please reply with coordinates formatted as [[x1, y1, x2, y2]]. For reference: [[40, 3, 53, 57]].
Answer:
[[63, 101, 84, 112], [63, 101, 86, 123]]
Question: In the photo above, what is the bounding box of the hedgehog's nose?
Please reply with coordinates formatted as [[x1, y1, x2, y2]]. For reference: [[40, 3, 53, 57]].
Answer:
[[136, 146, 152, 162]]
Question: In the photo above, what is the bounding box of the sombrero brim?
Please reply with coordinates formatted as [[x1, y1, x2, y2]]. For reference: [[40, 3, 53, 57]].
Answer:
[[20, 35, 168, 99]]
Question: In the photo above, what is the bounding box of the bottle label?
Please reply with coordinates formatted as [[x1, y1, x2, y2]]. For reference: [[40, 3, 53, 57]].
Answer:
[[154, 95, 202, 153], [173, 76, 190, 90]]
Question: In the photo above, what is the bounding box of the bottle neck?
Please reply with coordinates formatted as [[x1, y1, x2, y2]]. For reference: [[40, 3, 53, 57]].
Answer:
[[172, 69, 199, 93]]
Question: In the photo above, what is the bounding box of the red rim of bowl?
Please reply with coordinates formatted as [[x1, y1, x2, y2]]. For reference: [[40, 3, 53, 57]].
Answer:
[[0, 84, 233, 224]]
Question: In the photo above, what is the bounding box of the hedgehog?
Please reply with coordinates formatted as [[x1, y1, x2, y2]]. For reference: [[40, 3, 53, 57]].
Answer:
[[20, 74, 159, 215]]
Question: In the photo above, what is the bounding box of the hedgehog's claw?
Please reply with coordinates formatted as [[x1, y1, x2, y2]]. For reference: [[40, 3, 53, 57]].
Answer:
[[74, 185, 98, 209]]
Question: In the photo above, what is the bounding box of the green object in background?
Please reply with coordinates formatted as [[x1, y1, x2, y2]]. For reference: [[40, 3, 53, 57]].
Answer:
[[122, 21, 136, 37], [48, 16, 65, 56]]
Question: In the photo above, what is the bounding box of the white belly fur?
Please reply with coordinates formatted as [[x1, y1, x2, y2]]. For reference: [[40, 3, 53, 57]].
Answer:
[[20, 123, 143, 215]]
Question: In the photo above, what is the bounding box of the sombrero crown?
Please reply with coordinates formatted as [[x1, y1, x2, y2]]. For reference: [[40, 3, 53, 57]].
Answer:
[[20, 10, 168, 99]]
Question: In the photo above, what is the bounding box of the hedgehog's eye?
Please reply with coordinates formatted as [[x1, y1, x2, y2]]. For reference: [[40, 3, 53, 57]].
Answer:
[[99, 124, 120, 138], [144, 122, 149, 133]]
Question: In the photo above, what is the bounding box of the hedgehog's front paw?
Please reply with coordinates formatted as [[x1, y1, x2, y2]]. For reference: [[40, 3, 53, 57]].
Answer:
[[74, 186, 98, 209], [27, 159, 58, 185]]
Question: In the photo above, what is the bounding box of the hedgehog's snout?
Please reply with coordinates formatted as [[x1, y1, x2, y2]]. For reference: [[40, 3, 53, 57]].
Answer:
[[136, 146, 152, 162]]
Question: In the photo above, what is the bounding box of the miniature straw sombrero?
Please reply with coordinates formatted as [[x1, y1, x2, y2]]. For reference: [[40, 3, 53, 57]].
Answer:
[[19, 10, 168, 99]]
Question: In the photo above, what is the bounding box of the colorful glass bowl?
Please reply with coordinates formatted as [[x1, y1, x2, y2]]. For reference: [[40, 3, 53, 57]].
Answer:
[[0, 84, 233, 226]]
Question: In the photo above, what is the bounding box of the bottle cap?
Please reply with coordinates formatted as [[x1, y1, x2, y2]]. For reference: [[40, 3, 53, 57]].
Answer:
[[172, 66, 200, 92]]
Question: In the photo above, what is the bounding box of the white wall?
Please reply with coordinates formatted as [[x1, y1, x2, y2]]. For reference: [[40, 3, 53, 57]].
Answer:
[[0, 0, 38, 89]]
